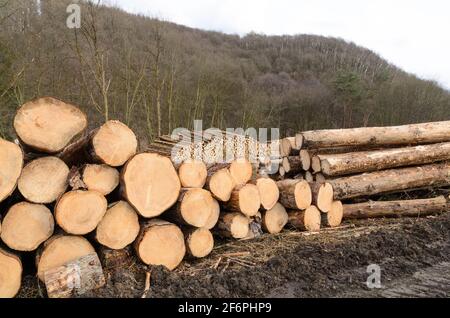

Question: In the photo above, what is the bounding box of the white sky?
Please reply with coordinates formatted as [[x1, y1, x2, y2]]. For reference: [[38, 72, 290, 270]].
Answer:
[[111, 0, 450, 90]]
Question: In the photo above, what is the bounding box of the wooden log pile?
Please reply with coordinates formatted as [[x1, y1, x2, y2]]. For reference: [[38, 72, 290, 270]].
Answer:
[[1, 96, 449, 298]]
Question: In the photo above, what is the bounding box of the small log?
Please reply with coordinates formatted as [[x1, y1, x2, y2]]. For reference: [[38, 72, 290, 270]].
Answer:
[[0, 248, 22, 298], [311, 156, 321, 173], [288, 206, 321, 232], [204, 199, 220, 229], [315, 173, 326, 183], [44, 253, 105, 298], [253, 177, 279, 210], [36, 235, 96, 281], [309, 182, 334, 212], [55, 190, 107, 235], [304, 171, 314, 182], [178, 159, 207, 188], [96, 201, 140, 250], [82, 164, 119, 196], [205, 167, 234, 201], [223, 184, 261, 217], [261, 202, 288, 234], [134, 219, 186, 271], [229, 159, 253, 187], [97, 246, 134, 269], [1, 202, 54, 251], [17, 156, 69, 204], [343, 196, 448, 219], [214, 212, 250, 239], [321, 201, 343, 227], [121, 153, 181, 218], [183, 227, 214, 258], [277, 179, 312, 210], [0, 137, 23, 203], [13, 97, 87, 153]]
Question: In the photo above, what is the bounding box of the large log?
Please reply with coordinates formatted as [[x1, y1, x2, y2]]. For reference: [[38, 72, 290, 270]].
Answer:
[[17, 156, 69, 204], [317, 142, 450, 177], [0, 138, 23, 203], [55, 190, 107, 235], [183, 227, 214, 258], [36, 235, 96, 281], [261, 202, 288, 234], [287, 206, 321, 232], [121, 153, 181, 218], [178, 159, 207, 188], [13, 97, 87, 153], [205, 166, 234, 201], [0, 248, 22, 298], [59, 120, 138, 167], [276, 179, 312, 210], [214, 212, 250, 239], [82, 164, 120, 196], [223, 184, 261, 217], [1, 202, 54, 251], [342, 196, 448, 219], [96, 201, 140, 250], [134, 219, 186, 271], [300, 121, 450, 149], [329, 162, 450, 200], [253, 177, 279, 210]]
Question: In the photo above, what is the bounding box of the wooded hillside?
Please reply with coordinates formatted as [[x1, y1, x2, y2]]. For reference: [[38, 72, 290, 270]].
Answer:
[[0, 0, 449, 143]]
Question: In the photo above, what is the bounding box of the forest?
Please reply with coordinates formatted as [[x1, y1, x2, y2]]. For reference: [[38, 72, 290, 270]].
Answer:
[[1, 0, 449, 146]]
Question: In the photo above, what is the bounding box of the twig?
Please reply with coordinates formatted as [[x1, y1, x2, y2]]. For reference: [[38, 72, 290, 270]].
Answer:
[[212, 257, 222, 270], [141, 270, 152, 298], [221, 252, 250, 258]]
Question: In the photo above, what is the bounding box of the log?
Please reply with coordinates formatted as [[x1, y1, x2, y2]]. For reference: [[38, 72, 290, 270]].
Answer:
[[309, 182, 334, 212], [317, 142, 450, 177], [261, 202, 288, 234], [0, 137, 23, 203], [204, 199, 220, 230], [82, 164, 119, 196], [164, 188, 216, 227], [315, 173, 326, 183], [300, 120, 450, 149], [342, 196, 448, 219], [229, 159, 253, 186], [214, 212, 250, 239], [223, 184, 261, 217], [295, 133, 303, 150], [36, 235, 96, 281], [205, 167, 234, 201], [13, 97, 87, 153], [253, 177, 279, 210], [321, 201, 343, 227], [299, 150, 311, 170], [311, 156, 321, 173], [121, 153, 181, 218], [0, 248, 22, 298], [134, 219, 186, 271], [17, 156, 69, 204], [304, 171, 314, 182], [59, 120, 138, 167], [44, 253, 105, 298], [276, 179, 312, 210], [279, 137, 298, 157], [330, 162, 450, 200], [178, 159, 207, 188], [1, 202, 54, 251], [55, 190, 107, 235], [97, 246, 133, 269], [287, 206, 321, 232], [183, 227, 214, 258], [96, 201, 140, 250]]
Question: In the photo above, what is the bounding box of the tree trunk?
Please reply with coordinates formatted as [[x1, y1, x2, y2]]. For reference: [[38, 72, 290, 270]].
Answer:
[[55, 190, 107, 235], [317, 142, 450, 177], [17, 156, 69, 204], [321, 201, 343, 227], [59, 120, 137, 167], [277, 179, 312, 210], [134, 219, 185, 271], [214, 212, 250, 239], [300, 120, 450, 149], [82, 164, 119, 196], [13, 97, 87, 153], [287, 206, 321, 232], [178, 159, 207, 188], [121, 153, 181, 218], [1, 202, 54, 251], [0, 248, 22, 298], [261, 202, 288, 234], [96, 201, 140, 250], [183, 227, 214, 258], [329, 162, 450, 200], [342, 196, 448, 219], [0, 137, 23, 203], [309, 182, 334, 212], [223, 184, 261, 217]]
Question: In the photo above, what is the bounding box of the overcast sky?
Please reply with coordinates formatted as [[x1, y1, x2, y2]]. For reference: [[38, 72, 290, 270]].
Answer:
[[111, 0, 450, 90]]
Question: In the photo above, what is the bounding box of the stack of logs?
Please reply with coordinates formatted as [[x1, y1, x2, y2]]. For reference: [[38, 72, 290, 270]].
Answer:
[[1, 97, 450, 298]]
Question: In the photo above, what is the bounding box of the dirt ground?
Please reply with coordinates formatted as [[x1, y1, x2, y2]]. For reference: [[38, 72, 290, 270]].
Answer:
[[18, 210, 450, 298]]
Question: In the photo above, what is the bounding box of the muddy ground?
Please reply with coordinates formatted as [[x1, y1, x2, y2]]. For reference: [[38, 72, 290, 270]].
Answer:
[[18, 211, 450, 298]]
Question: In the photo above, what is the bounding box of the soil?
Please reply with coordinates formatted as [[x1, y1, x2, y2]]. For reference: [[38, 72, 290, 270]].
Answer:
[[18, 211, 450, 298]]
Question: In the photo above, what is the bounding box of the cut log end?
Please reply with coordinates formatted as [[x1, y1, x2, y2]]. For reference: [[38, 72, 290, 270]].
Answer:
[[179, 160, 207, 188], [256, 177, 279, 210], [121, 153, 181, 218], [14, 97, 87, 153], [92, 120, 138, 167], [0, 138, 23, 203], [82, 164, 120, 196], [207, 168, 234, 201], [294, 180, 312, 210], [311, 156, 322, 173], [0, 249, 22, 298], [55, 190, 107, 235], [204, 199, 220, 230], [322, 201, 343, 227], [226, 184, 261, 217], [262, 202, 288, 234], [185, 228, 214, 258], [179, 188, 216, 227], [229, 159, 253, 186], [312, 182, 334, 212], [1, 202, 54, 252], [135, 220, 186, 271], [96, 201, 140, 250], [18, 156, 69, 204], [288, 206, 321, 232], [215, 212, 250, 239], [299, 150, 311, 170]]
